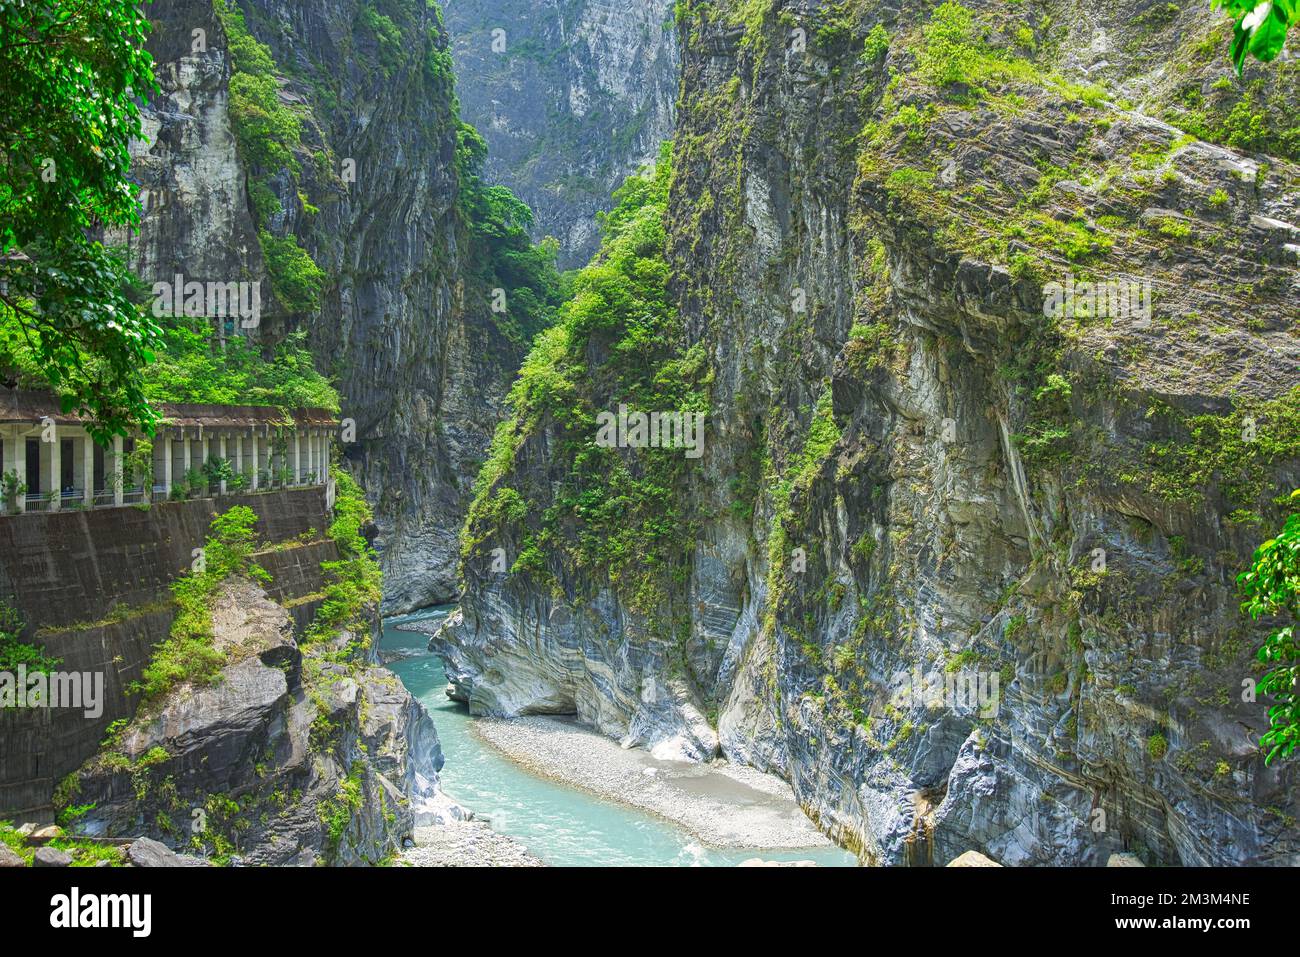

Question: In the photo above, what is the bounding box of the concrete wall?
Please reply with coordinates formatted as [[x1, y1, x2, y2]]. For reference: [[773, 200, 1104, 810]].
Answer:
[[0, 489, 337, 820]]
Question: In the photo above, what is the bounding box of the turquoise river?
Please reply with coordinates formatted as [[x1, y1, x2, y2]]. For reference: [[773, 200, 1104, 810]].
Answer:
[[383, 608, 858, 867]]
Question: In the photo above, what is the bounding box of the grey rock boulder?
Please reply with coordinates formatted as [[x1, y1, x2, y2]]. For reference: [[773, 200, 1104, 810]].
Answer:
[[126, 838, 208, 868], [32, 847, 73, 867], [947, 851, 1003, 867], [0, 844, 26, 868], [1107, 853, 1145, 867], [25, 825, 63, 846]]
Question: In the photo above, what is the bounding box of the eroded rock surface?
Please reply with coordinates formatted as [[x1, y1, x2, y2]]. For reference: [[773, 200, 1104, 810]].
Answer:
[[444, 0, 679, 267], [68, 580, 446, 866], [114, 0, 525, 612], [440, 0, 1300, 865]]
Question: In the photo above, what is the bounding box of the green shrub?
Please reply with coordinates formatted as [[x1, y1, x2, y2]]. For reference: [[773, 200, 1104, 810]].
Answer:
[[1240, 490, 1300, 764], [916, 2, 982, 86], [305, 467, 382, 642], [862, 23, 890, 61], [132, 506, 269, 706], [259, 231, 326, 314], [0, 600, 60, 676]]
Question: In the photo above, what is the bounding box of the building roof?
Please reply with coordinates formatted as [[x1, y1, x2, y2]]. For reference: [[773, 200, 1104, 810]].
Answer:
[[0, 389, 339, 429]]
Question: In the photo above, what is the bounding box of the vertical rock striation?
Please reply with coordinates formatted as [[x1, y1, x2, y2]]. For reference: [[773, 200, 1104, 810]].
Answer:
[[119, 0, 524, 611], [441, 0, 1300, 865], [442, 0, 679, 267]]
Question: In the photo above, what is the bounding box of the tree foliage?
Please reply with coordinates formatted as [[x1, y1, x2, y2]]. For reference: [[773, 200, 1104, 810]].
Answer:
[[141, 317, 339, 412], [0, 0, 163, 439], [1240, 490, 1300, 764], [464, 144, 710, 613], [456, 123, 566, 343], [1214, 0, 1298, 73]]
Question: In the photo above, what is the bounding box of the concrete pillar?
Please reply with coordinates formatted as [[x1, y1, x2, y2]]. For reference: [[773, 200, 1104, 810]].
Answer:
[[112, 435, 124, 506], [82, 434, 94, 507], [250, 428, 259, 491], [161, 431, 172, 498], [46, 428, 60, 511], [218, 435, 228, 495], [3, 428, 22, 513], [234, 432, 243, 486], [292, 430, 301, 486], [200, 434, 210, 496], [141, 439, 151, 505], [181, 431, 192, 480]]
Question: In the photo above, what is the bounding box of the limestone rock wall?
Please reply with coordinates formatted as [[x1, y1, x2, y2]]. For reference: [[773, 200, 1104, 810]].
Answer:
[[439, 0, 1300, 865], [120, 0, 524, 612], [443, 0, 679, 267]]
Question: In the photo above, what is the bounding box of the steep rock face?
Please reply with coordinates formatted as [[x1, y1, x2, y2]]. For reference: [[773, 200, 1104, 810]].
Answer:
[[119, 0, 522, 611], [69, 579, 446, 865], [440, 0, 1300, 865], [443, 0, 678, 266]]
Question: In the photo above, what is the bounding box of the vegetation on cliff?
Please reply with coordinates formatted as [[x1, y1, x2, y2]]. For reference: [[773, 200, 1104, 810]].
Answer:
[[213, 0, 327, 317], [0, 0, 162, 439], [305, 466, 382, 645], [0, 600, 60, 677], [464, 144, 709, 615], [1241, 490, 1300, 764], [133, 505, 269, 707], [456, 123, 568, 344], [141, 317, 339, 412]]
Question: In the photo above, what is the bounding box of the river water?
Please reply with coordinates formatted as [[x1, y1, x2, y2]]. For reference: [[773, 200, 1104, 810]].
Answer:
[[382, 608, 858, 867]]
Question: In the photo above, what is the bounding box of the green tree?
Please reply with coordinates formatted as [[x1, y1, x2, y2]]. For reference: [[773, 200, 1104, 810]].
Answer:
[[456, 122, 565, 343], [0, 0, 163, 439], [1214, 0, 1298, 73], [1239, 490, 1300, 764], [0, 599, 60, 676], [142, 317, 339, 411]]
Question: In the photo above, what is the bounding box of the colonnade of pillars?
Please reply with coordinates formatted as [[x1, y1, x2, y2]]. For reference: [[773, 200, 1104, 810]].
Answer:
[[154, 425, 332, 498], [0, 422, 333, 514]]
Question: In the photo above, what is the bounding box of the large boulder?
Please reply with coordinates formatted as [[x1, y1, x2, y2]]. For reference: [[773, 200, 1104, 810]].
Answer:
[[32, 847, 72, 867], [126, 838, 208, 868], [66, 579, 447, 866], [0, 844, 26, 868]]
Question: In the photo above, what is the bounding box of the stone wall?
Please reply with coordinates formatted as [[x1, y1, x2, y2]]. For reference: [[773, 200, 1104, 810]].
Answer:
[[0, 489, 335, 821]]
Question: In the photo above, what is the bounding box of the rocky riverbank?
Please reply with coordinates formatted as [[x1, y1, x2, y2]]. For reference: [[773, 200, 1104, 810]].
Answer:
[[471, 714, 838, 853], [400, 821, 543, 867], [61, 580, 447, 866]]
